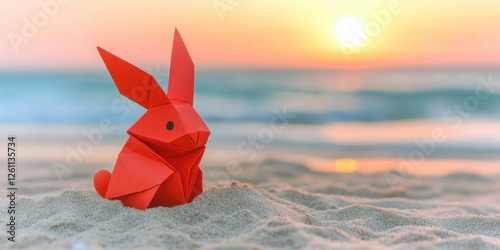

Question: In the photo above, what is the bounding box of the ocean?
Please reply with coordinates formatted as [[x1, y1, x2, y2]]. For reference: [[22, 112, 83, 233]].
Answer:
[[1, 68, 499, 194]]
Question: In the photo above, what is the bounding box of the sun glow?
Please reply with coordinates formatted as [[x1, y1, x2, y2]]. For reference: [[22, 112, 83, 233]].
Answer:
[[334, 159, 359, 173], [334, 17, 366, 48]]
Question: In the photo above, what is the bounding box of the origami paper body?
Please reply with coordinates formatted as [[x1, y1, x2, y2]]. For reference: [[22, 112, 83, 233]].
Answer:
[[93, 29, 210, 210]]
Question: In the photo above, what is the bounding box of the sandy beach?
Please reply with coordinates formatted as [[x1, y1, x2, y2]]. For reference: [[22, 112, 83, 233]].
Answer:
[[2, 157, 499, 250]]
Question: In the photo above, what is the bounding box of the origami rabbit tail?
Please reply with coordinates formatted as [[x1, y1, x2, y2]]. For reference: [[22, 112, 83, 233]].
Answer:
[[94, 169, 111, 198]]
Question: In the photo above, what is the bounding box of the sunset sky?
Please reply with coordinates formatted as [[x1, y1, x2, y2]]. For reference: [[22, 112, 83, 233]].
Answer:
[[1, 0, 499, 70]]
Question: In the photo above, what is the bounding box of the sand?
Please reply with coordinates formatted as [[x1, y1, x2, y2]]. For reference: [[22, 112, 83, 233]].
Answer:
[[2, 158, 500, 249]]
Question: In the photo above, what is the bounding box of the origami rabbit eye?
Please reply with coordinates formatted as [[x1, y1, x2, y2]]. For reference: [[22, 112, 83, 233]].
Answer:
[[166, 121, 174, 131]]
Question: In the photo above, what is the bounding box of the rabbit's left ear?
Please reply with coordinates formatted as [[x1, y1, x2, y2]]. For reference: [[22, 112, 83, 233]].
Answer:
[[97, 47, 170, 109], [167, 28, 194, 105]]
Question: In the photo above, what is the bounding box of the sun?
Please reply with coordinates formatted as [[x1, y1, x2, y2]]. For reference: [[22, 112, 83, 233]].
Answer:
[[334, 17, 366, 48]]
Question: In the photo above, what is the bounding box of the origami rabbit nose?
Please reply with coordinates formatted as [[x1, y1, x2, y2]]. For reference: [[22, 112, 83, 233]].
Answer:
[[188, 132, 199, 146]]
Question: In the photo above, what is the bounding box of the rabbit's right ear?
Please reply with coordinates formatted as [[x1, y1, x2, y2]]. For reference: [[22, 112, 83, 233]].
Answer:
[[167, 29, 194, 105], [97, 47, 170, 109]]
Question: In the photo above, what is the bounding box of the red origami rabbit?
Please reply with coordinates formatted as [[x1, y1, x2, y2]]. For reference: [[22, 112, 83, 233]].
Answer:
[[93, 29, 210, 210]]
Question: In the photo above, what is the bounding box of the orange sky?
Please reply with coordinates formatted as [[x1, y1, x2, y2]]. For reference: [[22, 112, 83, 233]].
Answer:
[[1, 0, 500, 70]]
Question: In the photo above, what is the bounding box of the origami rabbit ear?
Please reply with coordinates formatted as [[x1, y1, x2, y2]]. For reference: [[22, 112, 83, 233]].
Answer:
[[167, 28, 194, 105], [97, 47, 170, 109]]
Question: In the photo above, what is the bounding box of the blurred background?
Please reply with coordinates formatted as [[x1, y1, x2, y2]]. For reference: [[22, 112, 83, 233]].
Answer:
[[1, 1, 499, 195]]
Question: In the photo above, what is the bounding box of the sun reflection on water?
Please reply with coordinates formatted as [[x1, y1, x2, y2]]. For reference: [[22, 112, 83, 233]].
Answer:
[[334, 158, 359, 173]]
